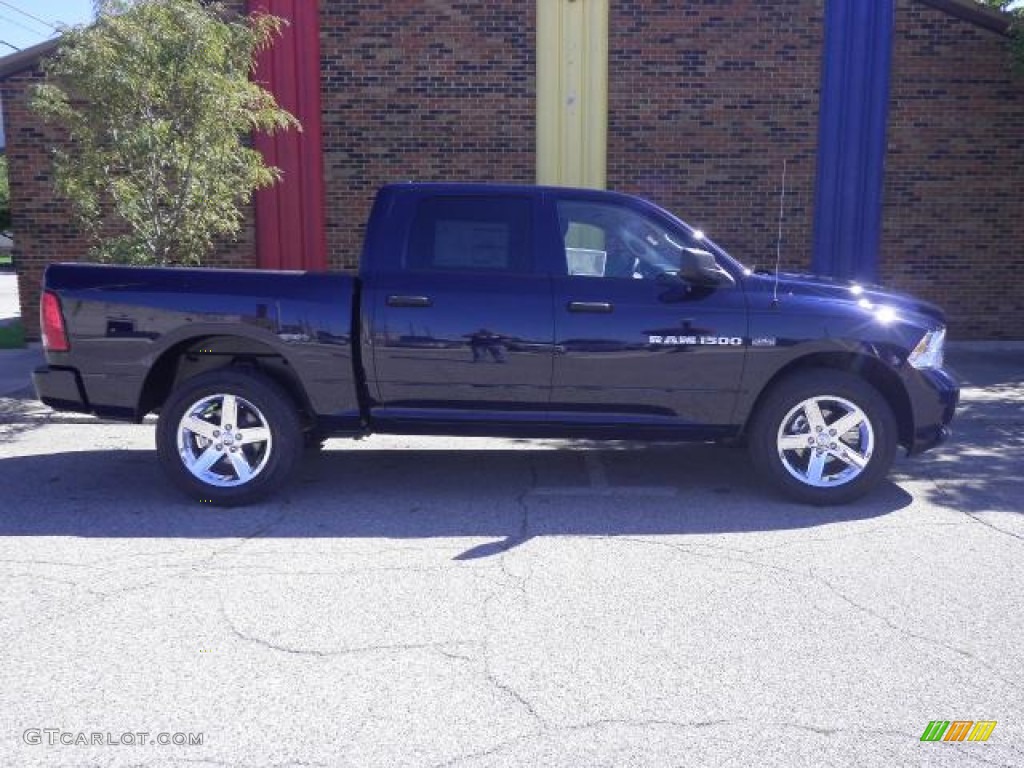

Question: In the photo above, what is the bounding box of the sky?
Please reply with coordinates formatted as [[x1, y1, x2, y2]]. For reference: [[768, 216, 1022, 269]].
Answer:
[[2, 0, 1024, 55], [0, 0, 95, 53]]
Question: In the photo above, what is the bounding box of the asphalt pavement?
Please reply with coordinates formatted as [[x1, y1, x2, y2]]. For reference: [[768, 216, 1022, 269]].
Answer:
[[0, 339, 1021, 767]]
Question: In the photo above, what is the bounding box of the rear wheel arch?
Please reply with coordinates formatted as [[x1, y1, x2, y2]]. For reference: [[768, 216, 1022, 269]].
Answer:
[[137, 335, 315, 427]]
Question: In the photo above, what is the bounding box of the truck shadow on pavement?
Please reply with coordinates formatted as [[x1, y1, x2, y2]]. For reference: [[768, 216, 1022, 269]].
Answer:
[[0, 393, 53, 442], [0, 443, 915, 553], [905, 391, 1024, 516], [904, 349, 1024, 516]]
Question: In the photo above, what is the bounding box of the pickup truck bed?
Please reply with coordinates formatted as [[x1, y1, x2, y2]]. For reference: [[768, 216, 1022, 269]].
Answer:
[[35, 265, 361, 426]]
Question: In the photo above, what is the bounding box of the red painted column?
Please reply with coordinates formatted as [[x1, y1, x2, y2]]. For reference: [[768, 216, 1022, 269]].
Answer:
[[249, 0, 328, 271]]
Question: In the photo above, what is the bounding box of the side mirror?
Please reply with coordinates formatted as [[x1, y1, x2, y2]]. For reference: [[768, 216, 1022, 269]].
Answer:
[[680, 248, 736, 287]]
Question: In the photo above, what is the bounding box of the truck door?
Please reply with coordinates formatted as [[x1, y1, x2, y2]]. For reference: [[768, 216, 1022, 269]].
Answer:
[[550, 195, 748, 432], [364, 193, 555, 422]]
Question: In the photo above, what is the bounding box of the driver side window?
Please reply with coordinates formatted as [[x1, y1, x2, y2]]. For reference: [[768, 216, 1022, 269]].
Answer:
[[557, 200, 676, 281]]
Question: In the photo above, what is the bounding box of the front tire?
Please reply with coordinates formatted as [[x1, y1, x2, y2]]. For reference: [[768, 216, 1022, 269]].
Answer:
[[156, 369, 303, 506], [748, 371, 898, 505]]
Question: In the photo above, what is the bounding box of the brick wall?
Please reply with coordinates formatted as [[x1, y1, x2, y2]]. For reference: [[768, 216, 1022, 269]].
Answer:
[[607, 0, 824, 273], [319, 0, 536, 269], [1, 69, 89, 339], [883, 0, 1024, 338]]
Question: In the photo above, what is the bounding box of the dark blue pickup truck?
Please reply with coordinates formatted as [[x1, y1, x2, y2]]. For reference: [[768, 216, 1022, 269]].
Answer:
[[33, 183, 958, 505]]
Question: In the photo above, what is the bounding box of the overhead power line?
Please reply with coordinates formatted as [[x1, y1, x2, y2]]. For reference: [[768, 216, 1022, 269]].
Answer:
[[0, 0, 59, 31], [0, 10, 44, 37]]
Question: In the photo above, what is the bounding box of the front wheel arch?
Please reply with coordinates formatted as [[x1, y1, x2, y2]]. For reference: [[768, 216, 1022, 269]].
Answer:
[[740, 352, 913, 449]]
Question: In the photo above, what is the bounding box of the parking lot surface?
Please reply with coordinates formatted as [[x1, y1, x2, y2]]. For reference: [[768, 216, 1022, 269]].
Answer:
[[0, 347, 1021, 767]]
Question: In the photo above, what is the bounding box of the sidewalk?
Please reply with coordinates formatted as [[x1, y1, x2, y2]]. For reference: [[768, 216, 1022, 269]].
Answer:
[[0, 272, 20, 324], [0, 344, 42, 397], [0, 271, 27, 355]]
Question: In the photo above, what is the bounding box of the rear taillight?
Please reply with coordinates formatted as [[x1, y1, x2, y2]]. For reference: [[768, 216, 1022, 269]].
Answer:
[[41, 291, 70, 352]]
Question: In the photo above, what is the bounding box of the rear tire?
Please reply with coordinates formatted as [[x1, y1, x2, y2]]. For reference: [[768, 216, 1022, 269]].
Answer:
[[748, 371, 898, 505], [156, 369, 303, 506]]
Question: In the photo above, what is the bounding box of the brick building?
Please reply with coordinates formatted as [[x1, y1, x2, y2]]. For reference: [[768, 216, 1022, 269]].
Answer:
[[1, 0, 1021, 339]]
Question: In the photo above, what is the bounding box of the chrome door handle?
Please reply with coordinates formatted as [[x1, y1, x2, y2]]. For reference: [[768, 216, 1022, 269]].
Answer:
[[568, 301, 613, 313], [387, 295, 433, 308]]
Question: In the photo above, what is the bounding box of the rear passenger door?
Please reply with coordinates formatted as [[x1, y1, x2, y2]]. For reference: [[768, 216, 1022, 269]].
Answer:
[[364, 193, 555, 421]]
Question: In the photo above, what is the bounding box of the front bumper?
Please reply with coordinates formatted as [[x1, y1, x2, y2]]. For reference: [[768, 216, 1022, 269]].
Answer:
[[905, 366, 959, 455]]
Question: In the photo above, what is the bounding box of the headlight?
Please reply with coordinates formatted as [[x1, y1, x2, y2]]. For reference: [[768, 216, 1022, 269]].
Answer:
[[908, 327, 946, 370]]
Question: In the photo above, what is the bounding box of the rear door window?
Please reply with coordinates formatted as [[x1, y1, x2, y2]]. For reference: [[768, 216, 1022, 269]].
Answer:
[[405, 196, 533, 274]]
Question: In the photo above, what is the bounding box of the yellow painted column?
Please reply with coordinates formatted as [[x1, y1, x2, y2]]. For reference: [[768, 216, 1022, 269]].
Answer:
[[536, 0, 609, 189]]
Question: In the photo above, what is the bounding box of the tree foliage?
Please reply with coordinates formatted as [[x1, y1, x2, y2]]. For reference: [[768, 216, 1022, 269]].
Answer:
[[976, 0, 1024, 71], [32, 0, 299, 266]]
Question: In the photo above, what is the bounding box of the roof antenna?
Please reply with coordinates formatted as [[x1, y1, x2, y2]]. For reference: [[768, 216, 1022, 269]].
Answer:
[[772, 159, 787, 307]]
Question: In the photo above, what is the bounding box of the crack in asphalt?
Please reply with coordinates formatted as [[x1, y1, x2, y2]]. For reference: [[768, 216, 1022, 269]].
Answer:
[[804, 564, 1022, 692], [432, 453, 550, 748], [565, 716, 840, 736], [209, 543, 513, 662], [215, 577, 473, 659], [467, 456, 546, 735], [494, 458, 537, 594], [745, 519, 975, 554], [610, 535, 1023, 693], [0, 557, 109, 569], [436, 647, 477, 662], [168, 760, 330, 768], [207, 509, 497, 660], [479, 587, 545, 729], [218, 608, 466, 658], [2, 506, 295, 644], [5, 563, 210, 642], [201, 563, 460, 578], [432, 718, 1016, 768], [3, 571, 109, 598], [431, 734, 531, 768], [927, 475, 1024, 544]]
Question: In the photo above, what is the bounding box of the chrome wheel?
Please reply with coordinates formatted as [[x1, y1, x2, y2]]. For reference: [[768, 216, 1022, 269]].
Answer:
[[176, 393, 273, 487], [776, 395, 874, 488]]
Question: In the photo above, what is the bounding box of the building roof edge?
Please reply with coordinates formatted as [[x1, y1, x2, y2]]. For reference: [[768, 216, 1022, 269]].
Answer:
[[0, 39, 60, 81], [916, 0, 1015, 36]]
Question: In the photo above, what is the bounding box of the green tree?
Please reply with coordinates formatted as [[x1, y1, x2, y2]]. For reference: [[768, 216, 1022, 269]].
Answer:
[[0, 156, 10, 233], [32, 0, 299, 266], [977, 1, 1024, 71]]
